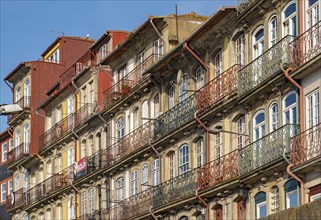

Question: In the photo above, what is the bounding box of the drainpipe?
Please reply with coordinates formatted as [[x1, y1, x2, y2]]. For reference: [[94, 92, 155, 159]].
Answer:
[[149, 206, 158, 220], [184, 42, 210, 83], [282, 66, 305, 205], [196, 187, 209, 220], [98, 113, 108, 126], [194, 111, 210, 163], [71, 128, 80, 140], [149, 139, 162, 183]]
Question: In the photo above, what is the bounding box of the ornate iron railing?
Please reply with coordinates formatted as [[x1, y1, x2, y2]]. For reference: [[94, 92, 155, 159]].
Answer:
[[103, 53, 162, 108], [154, 94, 197, 140], [290, 19, 321, 68], [39, 104, 92, 152], [7, 142, 30, 165], [7, 96, 31, 123], [290, 123, 321, 166], [198, 150, 239, 191], [238, 35, 294, 97], [239, 124, 299, 176], [197, 64, 240, 114], [6, 188, 24, 210], [152, 169, 198, 208], [76, 211, 101, 220]]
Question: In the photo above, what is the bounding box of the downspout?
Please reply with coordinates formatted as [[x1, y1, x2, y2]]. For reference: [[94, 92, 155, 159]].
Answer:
[[149, 139, 162, 183], [196, 187, 209, 220], [149, 206, 158, 220], [194, 111, 210, 164], [282, 66, 305, 205]]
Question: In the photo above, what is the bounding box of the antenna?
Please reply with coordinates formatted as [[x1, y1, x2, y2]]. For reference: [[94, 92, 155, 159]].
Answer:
[[50, 30, 65, 36]]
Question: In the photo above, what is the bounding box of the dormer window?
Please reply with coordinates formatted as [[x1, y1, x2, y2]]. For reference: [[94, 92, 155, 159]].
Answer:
[[99, 44, 107, 62], [47, 48, 60, 63]]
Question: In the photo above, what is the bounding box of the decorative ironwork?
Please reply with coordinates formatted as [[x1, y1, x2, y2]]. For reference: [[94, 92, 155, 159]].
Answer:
[[154, 94, 197, 140], [198, 150, 238, 191], [152, 169, 198, 208], [7, 142, 30, 165], [197, 64, 240, 114], [239, 124, 299, 176], [6, 188, 24, 210], [103, 53, 162, 108], [7, 96, 31, 123], [76, 211, 101, 220], [290, 123, 321, 166], [290, 19, 321, 68], [238, 36, 294, 97]]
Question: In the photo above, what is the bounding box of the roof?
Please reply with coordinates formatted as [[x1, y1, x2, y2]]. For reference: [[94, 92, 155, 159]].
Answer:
[[0, 128, 10, 141], [4, 62, 31, 82], [90, 30, 129, 51]]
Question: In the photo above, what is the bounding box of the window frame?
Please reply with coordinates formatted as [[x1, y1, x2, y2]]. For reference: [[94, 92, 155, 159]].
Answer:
[[151, 159, 160, 186], [179, 144, 189, 175], [269, 16, 278, 47], [306, 90, 320, 129], [141, 165, 149, 191], [236, 33, 245, 65], [237, 116, 246, 149], [2, 142, 8, 163], [168, 85, 175, 109], [214, 49, 223, 76], [169, 152, 175, 179], [116, 177, 125, 201], [195, 66, 206, 90], [196, 137, 205, 167], [282, 1, 297, 37], [269, 102, 279, 132], [131, 170, 139, 196], [1, 182, 6, 202]]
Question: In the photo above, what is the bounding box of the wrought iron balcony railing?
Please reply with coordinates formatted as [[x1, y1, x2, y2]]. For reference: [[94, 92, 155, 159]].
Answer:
[[239, 124, 299, 176], [7, 142, 30, 166], [290, 19, 321, 69], [103, 53, 162, 108], [197, 64, 241, 114], [290, 123, 321, 166], [76, 211, 101, 220], [39, 104, 92, 152], [154, 94, 197, 140], [152, 169, 198, 209], [25, 165, 74, 207], [238, 35, 294, 97], [198, 150, 239, 191], [103, 188, 152, 220], [6, 188, 24, 210], [7, 96, 31, 123]]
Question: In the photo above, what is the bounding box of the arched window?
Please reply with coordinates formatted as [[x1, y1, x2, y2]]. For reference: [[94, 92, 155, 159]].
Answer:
[[283, 92, 297, 125], [168, 85, 175, 109], [282, 1, 297, 37], [195, 66, 206, 90], [179, 216, 189, 220], [141, 165, 148, 191], [169, 152, 175, 179], [131, 170, 138, 196], [39, 212, 45, 220], [179, 144, 189, 175], [133, 107, 139, 129], [56, 204, 62, 220], [89, 188, 94, 215], [116, 118, 125, 139], [237, 116, 246, 149], [154, 94, 160, 118], [23, 214, 29, 220], [179, 73, 189, 102], [116, 177, 124, 201], [24, 123, 30, 153], [215, 127, 223, 159], [255, 192, 267, 219], [96, 132, 102, 152], [253, 111, 266, 141], [81, 192, 87, 215], [24, 79, 30, 107], [215, 49, 223, 76], [45, 209, 52, 220], [15, 128, 21, 147], [271, 185, 280, 213], [196, 138, 205, 167], [307, 0, 320, 30], [142, 100, 149, 124], [269, 102, 278, 132], [68, 196, 75, 220], [253, 27, 264, 60], [269, 16, 278, 47], [236, 34, 245, 65], [67, 146, 75, 166], [285, 179, 300, 208], [151, 159, 159, 186], [16, 86, 21, 102]]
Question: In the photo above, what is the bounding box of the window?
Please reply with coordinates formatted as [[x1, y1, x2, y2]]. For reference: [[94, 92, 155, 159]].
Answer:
[[306, 90, 320, 129], [179, 73, 189, 102], [151, 159, 159, 186], [131, 170, 138, 196], [270, 103, 278, 132], [196, 138, 205, 167], [68, 146, 75, 166], [68, 196, 75, 220], [179, 144, 189, 175], [133, 108, 139, 129], [15, 174, 20, 191], [8, 180, 13, 195], [118, 65, 127, 81], [236, 34, 245, 65], [237, 116, 246, 149], [1, 183, 6, 202], [137, 50, 146, 75], [215, 129, 223, 159], [2, 143, 7, 162], [23, 214, 29, 220], [81, 192, 86, 215], [116, 118, 125, 139], [215, 49, 223, 76], [89, 188, 94, 215], [253, 111, 266, 141], [282, 1, 297, 37], [255, 192, 267, 219], [285, 179, 300, 208], [89, 81, 94, 105], [24, 78, 30, 106], [283, 92, 297, 126], [307, 0, 320, 30], [47, 48, 60, 63], [271, 185, 280, 213], [253, 27, 264, 59], [154, 38, 164, 60], [116, 178, 124, 201], [24, 123, 30, 153], [195, 66, 206, 90], [99, 44, 107, 62], [169, 152, 175, 179], [141, 165, 148, 191], [168, 86, 175, 109], [154, 94, 160, 118], [16, 86, 21, 102], [269, 16, 278, 47], [9, 139, 13, 151]]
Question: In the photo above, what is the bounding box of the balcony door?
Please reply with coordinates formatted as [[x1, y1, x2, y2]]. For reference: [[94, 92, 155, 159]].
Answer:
[[15, 129, 21, 158], [137, 50, 145, 76], [253, 27, 264, 85], [24, 79, 30, 107], [283, 92, 297, 138], [24, 123, 30, 154], [253, 111, 266, 168], [67, 95, 75, 128], [307, 0, 320, 52]]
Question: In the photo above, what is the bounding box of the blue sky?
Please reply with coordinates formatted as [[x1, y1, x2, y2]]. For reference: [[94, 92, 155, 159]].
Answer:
[[0, 0, 237, 131]]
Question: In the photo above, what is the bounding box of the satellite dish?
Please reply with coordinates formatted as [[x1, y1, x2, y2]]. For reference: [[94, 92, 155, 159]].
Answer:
[[177, 69, 183, 84]]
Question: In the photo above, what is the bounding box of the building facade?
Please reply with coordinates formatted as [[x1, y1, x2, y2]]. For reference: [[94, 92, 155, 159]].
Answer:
[[4, 0, 321, 219]]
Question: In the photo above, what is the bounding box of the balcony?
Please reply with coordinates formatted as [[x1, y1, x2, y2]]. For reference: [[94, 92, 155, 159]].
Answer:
[[152, 169, 198, 209], [236, 0, 262, 16], [7, 142, 30, 166], [103, 53, 162, 109], [238, 35, 294, 98], [239, 124, 298, 176], [25, 165, 74, 207], [154, 94, 197, 140], [7, 96, 31, 123], [6, 188, 24, 211], [290, 19, 321, 69], [76, 211, 101, 220], [197, 64, 241, 114], [39, 104, 92, 153], [103, 188, 152, 220], [290, 123, 321, 167], [198, 150, 239, 191]]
